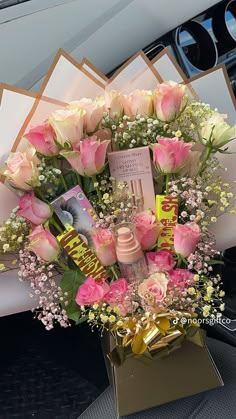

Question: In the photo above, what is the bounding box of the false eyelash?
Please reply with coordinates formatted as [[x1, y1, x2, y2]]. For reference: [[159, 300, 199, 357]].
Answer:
[[78, 228, 94, 249], [60, 201, 80, 230]]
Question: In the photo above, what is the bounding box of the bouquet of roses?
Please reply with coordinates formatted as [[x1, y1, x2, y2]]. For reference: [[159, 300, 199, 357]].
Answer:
[[0, 55, 235, 367]]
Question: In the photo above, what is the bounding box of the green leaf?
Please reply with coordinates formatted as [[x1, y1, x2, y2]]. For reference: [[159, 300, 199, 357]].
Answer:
[[63, 141, 73, 151], [217, 148, 236, 154], [76, 315, 89, 325], [207, 259, 224, 266], [60, 269, 86, 322], [181, 133, 195, 143], [54, 138, 65, 151], [67, 257, 80, 270], [82, 177, 95, 194], [64, 171, 78, 189], [66, 301, 82, 322]]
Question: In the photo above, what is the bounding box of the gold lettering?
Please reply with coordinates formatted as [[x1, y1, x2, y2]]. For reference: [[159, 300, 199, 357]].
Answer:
[[57, 226, 107, 279]]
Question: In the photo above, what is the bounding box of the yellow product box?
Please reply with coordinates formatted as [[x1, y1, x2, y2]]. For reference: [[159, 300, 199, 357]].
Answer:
[[156, 195, 178, 250]]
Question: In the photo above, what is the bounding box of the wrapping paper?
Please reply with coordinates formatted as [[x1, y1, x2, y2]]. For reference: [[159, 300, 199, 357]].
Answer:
[[185, 66, 236, 250], [152, 48, 186, 83]]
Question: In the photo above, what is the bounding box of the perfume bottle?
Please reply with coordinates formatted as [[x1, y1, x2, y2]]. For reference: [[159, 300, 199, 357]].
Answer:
[[114, 223, 148, 283]]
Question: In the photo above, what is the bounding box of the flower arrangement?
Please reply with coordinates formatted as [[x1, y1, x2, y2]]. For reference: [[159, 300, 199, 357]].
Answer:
[[0, 62, 235, 367]]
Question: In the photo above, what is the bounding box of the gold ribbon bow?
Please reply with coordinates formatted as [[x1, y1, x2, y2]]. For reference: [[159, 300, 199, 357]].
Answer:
[[107, 313, 206, 367]]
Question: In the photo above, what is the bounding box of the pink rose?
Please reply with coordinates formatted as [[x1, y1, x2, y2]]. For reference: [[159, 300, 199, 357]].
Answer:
[[68, 97, 104, 133], [133, 211, 160, 250], [153, 81, 186, 121], [49, 107, 86, 147], [138, 272, 168, 304], [92, 228, 117, 267], [17, 192, 52, 225], [60, 136, 110, 176], [24, 122, 59, 156], [174, 223, 201, 258], [168, 269, 194, 290], [146, 250, 176, 273], [75, 277, 110, 306], [28, 225, 60, 262], [4, 147, 39, 190], [104, 278, 129, 315], [150, 137, 192, 174], [105, 90, 124, 118], [122, 90, 153, 119], [179, 150, 202, 178], [93, 128, 112, 142]]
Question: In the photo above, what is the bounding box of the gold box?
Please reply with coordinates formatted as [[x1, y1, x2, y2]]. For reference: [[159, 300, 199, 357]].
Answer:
[[102, 334, 223, 417]]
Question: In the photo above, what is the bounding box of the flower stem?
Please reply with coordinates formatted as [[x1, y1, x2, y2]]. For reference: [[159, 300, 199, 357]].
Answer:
[[177, 255, 182, 268], [109, 265, 119, 280], [53, 157, 68, 191], [198, 146, 212, 176], [92, 174, 103, 203], [49, 217, 64, 234], [165, 173, 170, 195], [56, 258, 69, 271], [75, 172, 82, 187]]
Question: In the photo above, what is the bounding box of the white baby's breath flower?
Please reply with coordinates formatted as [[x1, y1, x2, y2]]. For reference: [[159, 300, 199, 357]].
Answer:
[[3, 244, 10, 252], [100, 314, 108, 323], [109, 315, 116, 323], [187, 287, 196, 295], [175, 130, 182, 137], [88, 312, 95, 321], [206, 286, 214, 296]]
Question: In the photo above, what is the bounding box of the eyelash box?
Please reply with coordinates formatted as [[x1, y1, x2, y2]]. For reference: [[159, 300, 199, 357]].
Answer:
[[51, 186, 96, 248], [108, 147, 155, 211]]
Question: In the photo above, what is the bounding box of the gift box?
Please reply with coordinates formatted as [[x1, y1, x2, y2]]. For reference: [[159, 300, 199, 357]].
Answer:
[[102, 331, 223, 417]]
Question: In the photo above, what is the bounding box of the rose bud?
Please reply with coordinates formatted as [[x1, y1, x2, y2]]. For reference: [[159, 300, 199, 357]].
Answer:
[[28, 226, 60, 262], [4, 147, 39, 190], [138, 272, 168, 304], [17, 192, 52, 225], [60, 136, 110, 177], [201, 112, 236, 149], [153, 81, 186, 121], [133, 211, 160, 250], [49, 107, 86, 148], [105, 90, 124, 119], [92, 228, 117, 266], [68, 97, 105, 133], [24, 122, 59, 156], [174, 223, 201, 258], [122, 90, 153, 119], [75, 277, 110, 306], [146, 250, 175, 274], [150, 137, 192, 174]]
